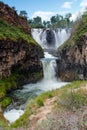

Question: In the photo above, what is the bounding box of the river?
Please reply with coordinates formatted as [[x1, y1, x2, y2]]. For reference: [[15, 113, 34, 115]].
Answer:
[[4, 28, 71, 123]]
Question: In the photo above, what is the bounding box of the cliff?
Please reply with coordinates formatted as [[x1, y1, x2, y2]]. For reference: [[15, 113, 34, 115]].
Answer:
[[56, 13, 87, 81], [0, 2, 31, 34], [0, 2, 44, 110], [0, 38, 43, 82]]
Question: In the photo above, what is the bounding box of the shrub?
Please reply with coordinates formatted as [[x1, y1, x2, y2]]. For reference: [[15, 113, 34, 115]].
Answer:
[[1, 97, 11, 108], [36, 98, 44, 107], [59, 89, 87, 109]]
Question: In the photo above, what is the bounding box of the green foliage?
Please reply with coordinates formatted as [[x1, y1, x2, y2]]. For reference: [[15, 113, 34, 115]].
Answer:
[[10, 81, 87, 128], [36, 98, 44, 107], [0, 18, 42, 49], [0, 97, 11, 108], [19, 10, 27, 18], [10, 99, 34, 128], [60, 89, 87, 109], [0, 74, 19, 108], [58, 81, 87, 109], [0, 84, 6, 99], [28, 17, 44, 28], [28, 13, 73, 28], [58, 11, 87, 51]]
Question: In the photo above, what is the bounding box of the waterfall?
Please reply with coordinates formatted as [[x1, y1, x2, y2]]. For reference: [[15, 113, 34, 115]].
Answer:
[[31, 28, 71, 49], [41, 52, 57, 82], [4, 28, 70, 123], [4, 52, 68, 123]]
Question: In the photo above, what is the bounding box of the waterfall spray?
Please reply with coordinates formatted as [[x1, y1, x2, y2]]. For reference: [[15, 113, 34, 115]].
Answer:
[[31, 28, 71, 49]]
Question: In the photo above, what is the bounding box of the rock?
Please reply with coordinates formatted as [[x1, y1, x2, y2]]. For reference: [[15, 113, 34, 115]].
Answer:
[[0, 2, 31, 34], [56, 33, 87, 81], [0, 2, 44, 84], [0, 39, 44, 83], [0, 105, 3, 113], [46, 29, 55, 46]]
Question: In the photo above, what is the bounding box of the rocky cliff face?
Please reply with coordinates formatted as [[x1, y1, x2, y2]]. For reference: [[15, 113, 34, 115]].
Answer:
[[0, 2, 44, 123], [0, 38, 43, 83], [0, 2, 44, 83], [56, 33, 87, 81], [0, 2, 31, 34], [46, 30, 55, 46]]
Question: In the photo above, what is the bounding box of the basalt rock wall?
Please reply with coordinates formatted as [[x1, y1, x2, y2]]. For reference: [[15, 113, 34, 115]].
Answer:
[[56, 33, 87, 81], [0, 38, 43, 83]]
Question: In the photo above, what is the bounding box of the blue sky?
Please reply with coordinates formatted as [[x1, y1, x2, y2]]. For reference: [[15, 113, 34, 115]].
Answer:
[[1, 0, 87, 21]]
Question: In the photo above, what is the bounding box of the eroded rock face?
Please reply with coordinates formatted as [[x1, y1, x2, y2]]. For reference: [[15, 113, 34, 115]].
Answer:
[[0, 2, 44, 83], [46, 30, 55, 46], [56, 33, 87, 81], [0, 2, 31, 34], [0, 39, 44, 83]]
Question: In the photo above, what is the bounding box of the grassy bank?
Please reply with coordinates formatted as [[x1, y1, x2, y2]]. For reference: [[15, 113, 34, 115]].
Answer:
[[0, 18, 42, 50], [0, 74, 20, 109], [10, 81, 87, 129]]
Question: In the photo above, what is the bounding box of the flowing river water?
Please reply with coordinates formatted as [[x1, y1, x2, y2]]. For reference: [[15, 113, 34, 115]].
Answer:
[[4, 28, 71, 123]]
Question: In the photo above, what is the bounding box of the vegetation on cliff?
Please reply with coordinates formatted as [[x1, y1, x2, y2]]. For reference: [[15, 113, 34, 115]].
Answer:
[[58, 11, 87, 51], [0, 17, 44, 108], [56, 11, 87, 81], [0, 2, 44, 114], [0, 18, 42, 49], [0, 74, 20, 108]]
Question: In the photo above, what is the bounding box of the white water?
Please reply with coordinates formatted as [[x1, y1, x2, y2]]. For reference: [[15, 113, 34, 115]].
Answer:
[[31, 28, 71, 49], [4, 109, 24, 123], [4, 52, 68, 123], [4, 28, 71, 123]]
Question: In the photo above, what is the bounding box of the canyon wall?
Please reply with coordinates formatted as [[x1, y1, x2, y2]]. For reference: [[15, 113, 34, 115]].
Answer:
[[0, 39, 43, 83], [56, 33, 87, 81], [0, 2, 31, 34], [0, 2, 44, 84]]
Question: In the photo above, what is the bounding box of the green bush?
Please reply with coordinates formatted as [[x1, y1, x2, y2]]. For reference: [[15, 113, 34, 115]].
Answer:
[[1, 97, 11, 108], [60, 89, 87, 109], [36, 98, 44, 107]]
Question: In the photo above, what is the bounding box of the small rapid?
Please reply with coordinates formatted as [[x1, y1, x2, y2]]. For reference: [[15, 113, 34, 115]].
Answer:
[[4, 52, 68, 123]]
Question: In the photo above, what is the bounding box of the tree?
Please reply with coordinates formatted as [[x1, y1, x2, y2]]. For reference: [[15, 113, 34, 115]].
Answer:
[[19, 10, 28, 18], [28, 13, 73, 28], [33, 16, 44, 28], [12, 6, 15, 10], [12, 6, 17, 12], [50, 16, 57, 24], [65, 13, 72, 27], [43, 21, 48, 28], [46, 21, 51, 28], [33, 16, 42, 24], [28, 16, 44, 28]]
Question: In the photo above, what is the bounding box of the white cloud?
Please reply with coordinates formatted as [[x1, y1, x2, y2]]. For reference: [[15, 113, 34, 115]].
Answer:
[[70, 11, 82, 21], [62, 2, 73, 9], [32, 11, 56, 21], [80, 0, 87, 8], [70, 0, 87, 21]]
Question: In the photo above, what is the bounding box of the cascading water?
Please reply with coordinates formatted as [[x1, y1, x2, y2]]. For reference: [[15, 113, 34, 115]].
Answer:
[[4, 28, 71, 123], [31, 28, 71, 49], [42, 52, 57, 82], [4, 52, 68, 123]]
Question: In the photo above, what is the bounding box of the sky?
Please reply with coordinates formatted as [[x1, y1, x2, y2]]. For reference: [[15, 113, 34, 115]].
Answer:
[[1, 0, 87, 21]]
